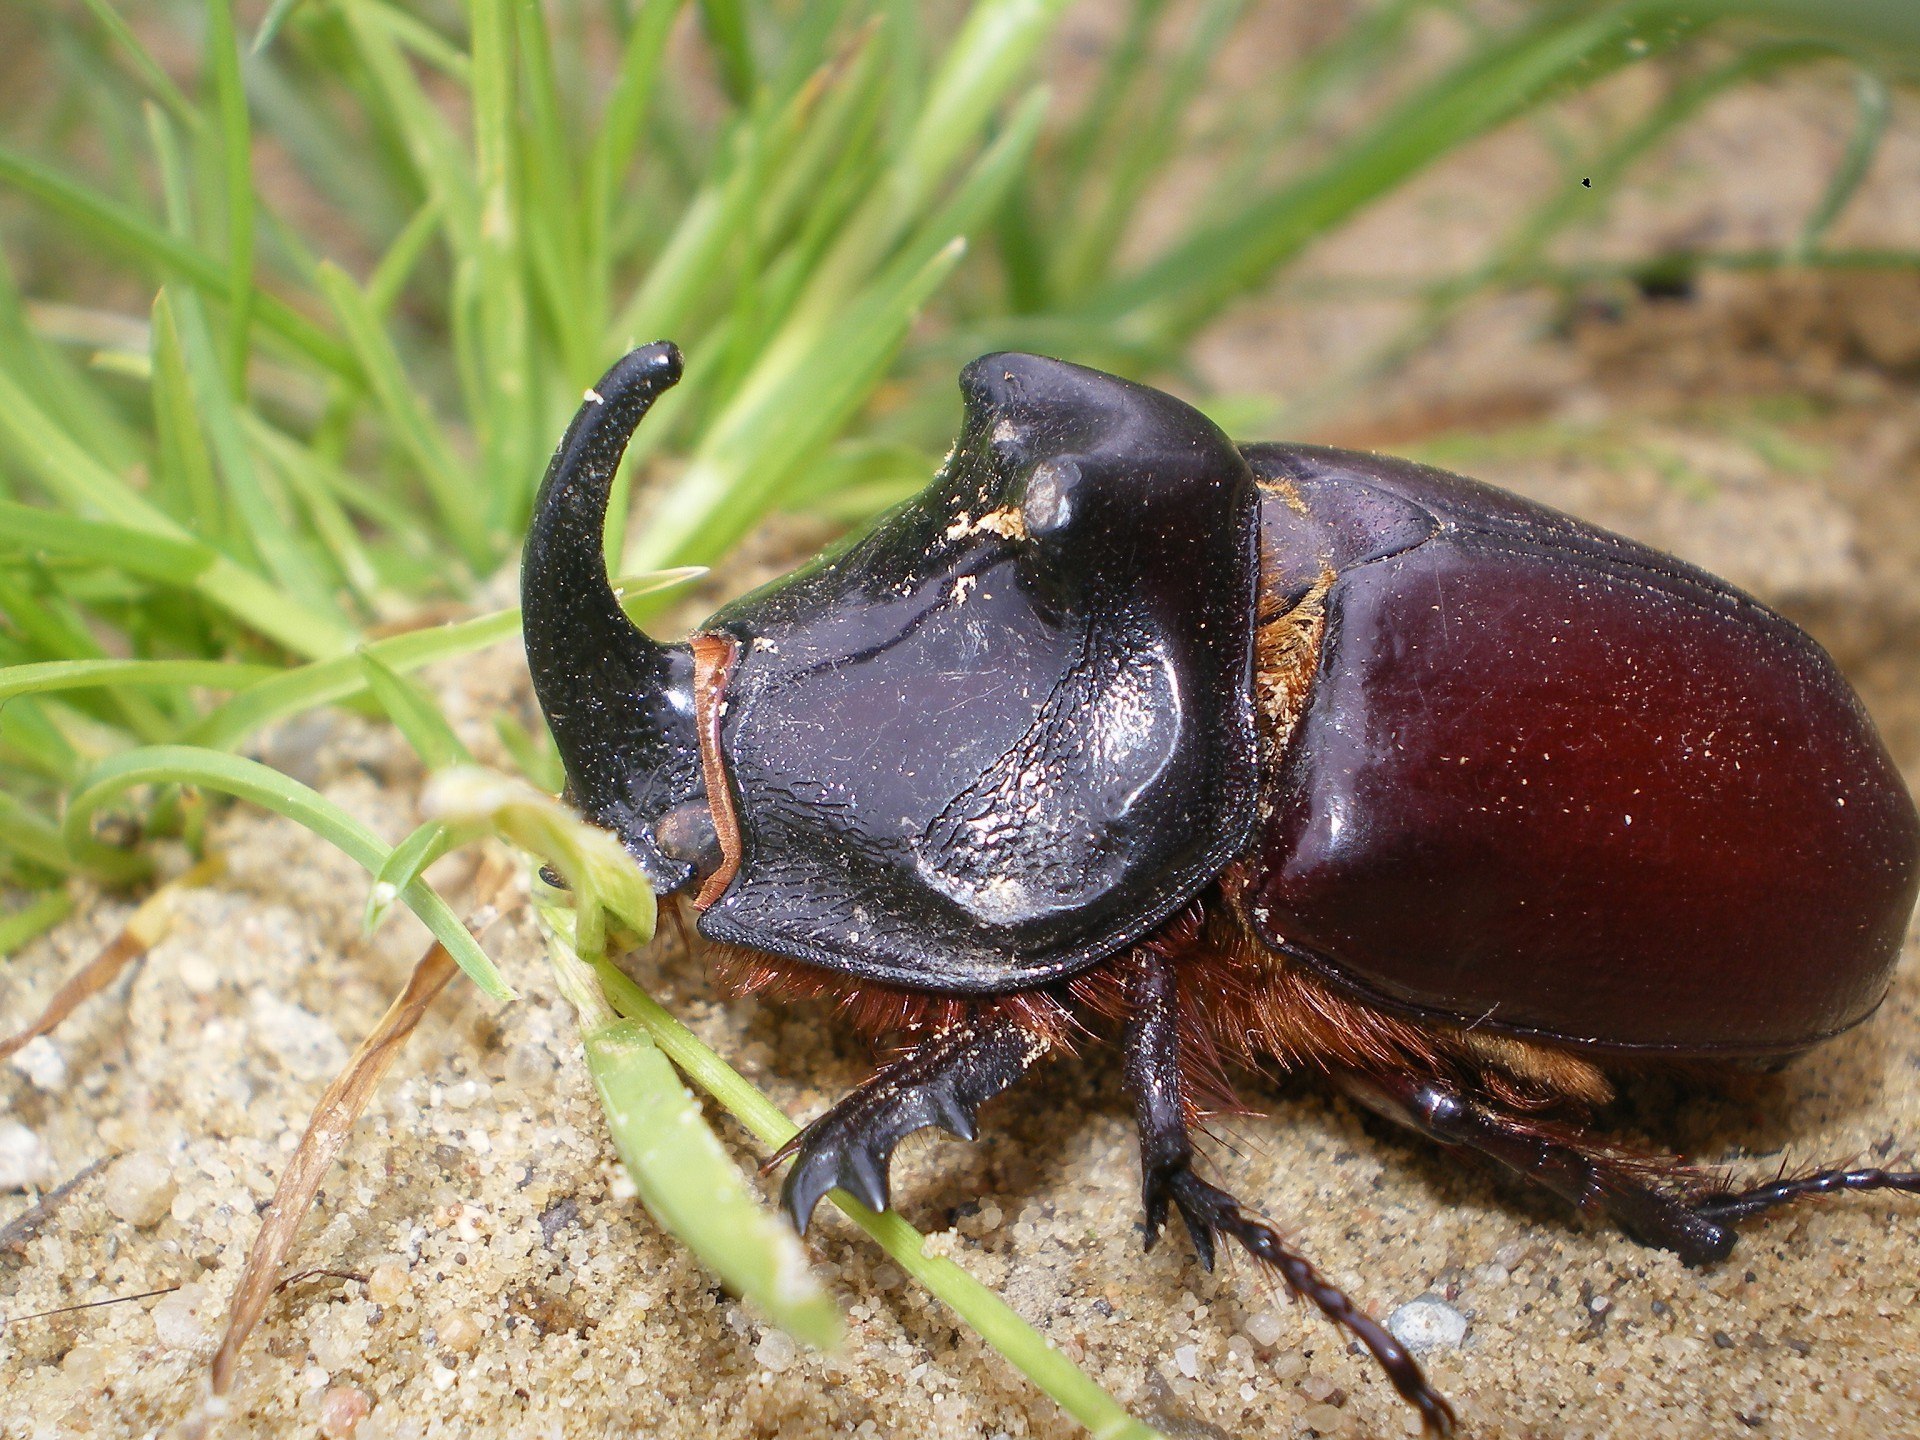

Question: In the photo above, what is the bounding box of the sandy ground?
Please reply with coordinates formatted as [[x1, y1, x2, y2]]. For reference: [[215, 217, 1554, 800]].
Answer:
[[6, 31, 1920, 1440]]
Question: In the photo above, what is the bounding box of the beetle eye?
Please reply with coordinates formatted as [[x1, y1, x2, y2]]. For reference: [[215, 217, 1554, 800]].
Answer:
[[1021, 458, 1078, 537], [654, 800, 721, 873]]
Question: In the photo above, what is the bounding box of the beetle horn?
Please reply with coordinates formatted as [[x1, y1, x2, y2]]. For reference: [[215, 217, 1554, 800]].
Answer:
[[521, 342, 708, 893]]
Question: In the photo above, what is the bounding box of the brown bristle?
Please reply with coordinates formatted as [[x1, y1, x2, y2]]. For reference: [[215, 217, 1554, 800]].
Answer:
[[697, 876, 1609, 1120], [706, 943, 1082, 1057]]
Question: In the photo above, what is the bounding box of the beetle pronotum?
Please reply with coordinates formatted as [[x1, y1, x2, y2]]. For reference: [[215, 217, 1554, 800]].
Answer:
[[522, 343, 1920, 1431]]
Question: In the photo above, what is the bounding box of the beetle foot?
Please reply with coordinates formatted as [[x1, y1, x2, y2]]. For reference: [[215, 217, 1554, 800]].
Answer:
[[1156, 1167, 1456, 1437], [1688, 1164, 1920, 1233], [774, 1012, 1047, 1234]]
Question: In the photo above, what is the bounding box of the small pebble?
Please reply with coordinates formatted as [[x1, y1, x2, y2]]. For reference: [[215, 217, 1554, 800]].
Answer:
[[1244, 1310, 1284, 1347], [1301, 1374, 1339, 1403], [152, 1283, 216, 1351], [319, 1386, 372, 1438], [365, 1263, 410, 1305], [61, 1343, 113, 1389], [755, 1329, 798, 1372], [9, 1036, 68, 1092], [1173, 1344, 1201, 1379], [0, 1120, 56, 1191], [1386, 1296, 1469, 1354], [436, 1310, 482, 1355], [1302, 1401, 1348, 1434], [104, 1150, 178, 1228]]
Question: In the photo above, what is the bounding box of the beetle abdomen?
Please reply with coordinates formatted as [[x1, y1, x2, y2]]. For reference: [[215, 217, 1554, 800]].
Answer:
[[1243, 444, 1920, 1057]]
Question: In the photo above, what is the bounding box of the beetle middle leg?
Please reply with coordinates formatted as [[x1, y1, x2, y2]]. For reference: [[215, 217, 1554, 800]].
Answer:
[[775, 1006, 1051, 1233], [1123, 950, 1456, 1435]]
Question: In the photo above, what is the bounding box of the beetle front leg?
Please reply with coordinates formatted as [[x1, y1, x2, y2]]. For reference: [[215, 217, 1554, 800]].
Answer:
[[1123, 953, 1455, 1436], [775, 1008, 1050, 1234]]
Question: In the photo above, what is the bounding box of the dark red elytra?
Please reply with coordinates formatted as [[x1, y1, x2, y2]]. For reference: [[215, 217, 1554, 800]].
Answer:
[[523, 344, 1920, 1433]]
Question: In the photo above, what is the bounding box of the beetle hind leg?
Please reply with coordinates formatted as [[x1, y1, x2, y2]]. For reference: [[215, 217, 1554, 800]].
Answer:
[[1341, 1068, 1754, 1267], [1689, 1164, 1920, 1227], [1123, 951, 1456, 1435], [774, 1008, 1051, 1233]]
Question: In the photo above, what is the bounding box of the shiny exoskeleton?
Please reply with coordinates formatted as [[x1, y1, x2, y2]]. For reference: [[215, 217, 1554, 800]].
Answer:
[[523, 344, 1920, 1433]]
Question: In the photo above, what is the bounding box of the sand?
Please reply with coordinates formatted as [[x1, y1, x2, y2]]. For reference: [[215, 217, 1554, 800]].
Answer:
[[6, 52, 1920, 1440]]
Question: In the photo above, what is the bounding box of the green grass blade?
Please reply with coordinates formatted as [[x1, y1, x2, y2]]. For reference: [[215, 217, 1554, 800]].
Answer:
[[589, 957, 1165, 1440], [0, 888, 76, 959], [492, 712, 564, 793], [697, 0, 758, 102], [0, 658, 279, 704], [357, 650, 473, 770], [62, 746, 513, 999], [363, 819, 464, 933], [1089, 3, 1694, 344], [1798, 67, 1891, 255], [631, 237, 965, 567], [185, 608, 522, 749], [340, 0, 479, 245], [424, 768, 653, 959], [76, 0, 202, 129], [538, 902, 844, 1349], [0, 500, 213, 584], [207, 0, 257, 395], [150, 289, 227, 543], [584, 0, 686, 333], [0, 146, 354, 379], [170, 286, 346, 613], [313, 262, 491, 571], [0, 794, 148, 885], [182, 567, 704, 750]]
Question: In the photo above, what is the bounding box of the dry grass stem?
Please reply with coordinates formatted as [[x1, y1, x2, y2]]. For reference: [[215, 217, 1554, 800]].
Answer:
[[0, 857, 222, 1063], [209, 937, 458, 1393]]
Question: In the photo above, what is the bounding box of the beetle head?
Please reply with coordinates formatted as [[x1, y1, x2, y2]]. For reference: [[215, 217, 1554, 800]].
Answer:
[[521, 343, 710, 894]]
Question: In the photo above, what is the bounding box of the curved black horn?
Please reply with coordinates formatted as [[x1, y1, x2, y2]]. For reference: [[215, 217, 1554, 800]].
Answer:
[[521, 342, 706, 892]]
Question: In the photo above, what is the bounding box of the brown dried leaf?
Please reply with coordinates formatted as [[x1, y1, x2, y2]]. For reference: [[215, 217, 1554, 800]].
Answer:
[[0, 856, 222, 1063], [210, 938, 457, 1394]]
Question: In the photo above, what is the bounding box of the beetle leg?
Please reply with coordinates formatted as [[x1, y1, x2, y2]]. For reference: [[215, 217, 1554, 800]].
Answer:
[[774, 1009, 1048, 1235], [1689, 1164, 1920, 1226], [1123, 953, 1456, 1436], [1340, 1071, 1738, 1266]]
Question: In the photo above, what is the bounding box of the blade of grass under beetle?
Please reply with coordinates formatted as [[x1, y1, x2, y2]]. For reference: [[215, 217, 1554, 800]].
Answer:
[[540, 902, 842, 1350], [421, 767, 653, 961], [211, 935, 460, 1393], [62, 747, 512, 1000], [363, 820, 467, 935], [587, 957, 1166, 1440]]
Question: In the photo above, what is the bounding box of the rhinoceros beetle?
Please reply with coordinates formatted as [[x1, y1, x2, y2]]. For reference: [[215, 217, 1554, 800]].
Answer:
[[523, 342, 1920, 1432]]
